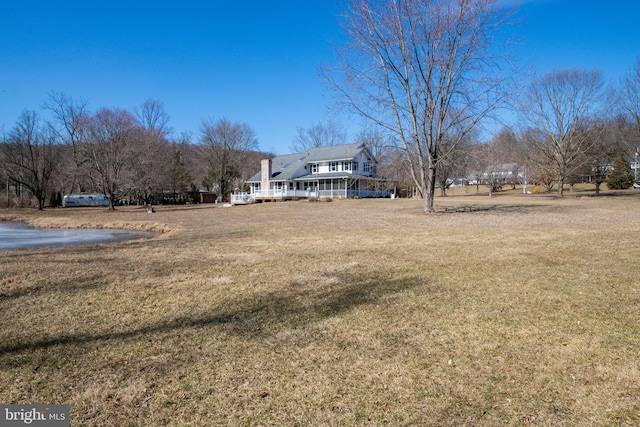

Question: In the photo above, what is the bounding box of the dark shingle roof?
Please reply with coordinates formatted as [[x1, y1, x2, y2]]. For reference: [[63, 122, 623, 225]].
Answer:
[[247, 143, 368, 183]]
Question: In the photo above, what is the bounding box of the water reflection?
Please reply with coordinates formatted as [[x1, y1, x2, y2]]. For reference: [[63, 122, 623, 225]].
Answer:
[[0, 222, 157, 251]]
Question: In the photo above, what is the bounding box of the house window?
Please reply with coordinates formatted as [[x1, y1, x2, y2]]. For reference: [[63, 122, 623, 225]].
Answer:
[[364, 162, 371, 173], [343, 161, 352, 171], [311, 164, 318, 173], [353, 161, 359, 171], [330, 162, 337, 171]]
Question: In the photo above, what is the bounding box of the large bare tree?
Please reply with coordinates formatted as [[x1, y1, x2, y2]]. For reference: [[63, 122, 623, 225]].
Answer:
[[43, 92, 91, 193], [132, 100, 174, 204], [325, 0, 516, 212], [520, 68, 605, 197], [85, 108, 140, 210], [2, 110, 59, 210], [198, 118, 258, 201]]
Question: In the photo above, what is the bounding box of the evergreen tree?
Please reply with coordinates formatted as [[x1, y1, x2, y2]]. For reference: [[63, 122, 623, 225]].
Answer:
[[168, 145, 191, 197], [606, 155, 634, 189]]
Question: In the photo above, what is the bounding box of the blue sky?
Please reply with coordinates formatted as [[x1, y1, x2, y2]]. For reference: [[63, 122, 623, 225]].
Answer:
[[1, 0, 639, 154]]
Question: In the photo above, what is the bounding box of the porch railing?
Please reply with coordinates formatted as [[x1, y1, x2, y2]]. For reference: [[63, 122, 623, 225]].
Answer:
[[317, 189, 391, 198], [230, 192, 255, 204], [232, 188, 391, 204]]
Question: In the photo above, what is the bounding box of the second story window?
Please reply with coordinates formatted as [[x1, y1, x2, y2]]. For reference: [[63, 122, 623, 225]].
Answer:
[[311, 164, 318, 173], [343, 161, 352, 171], [330, 162, 337, 171], [363, 162, 376, 175]]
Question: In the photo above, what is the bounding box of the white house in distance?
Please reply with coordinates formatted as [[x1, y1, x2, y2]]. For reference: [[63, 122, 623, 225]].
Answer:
[[467, 163, 523, 186], [231, 143, 394, 204]]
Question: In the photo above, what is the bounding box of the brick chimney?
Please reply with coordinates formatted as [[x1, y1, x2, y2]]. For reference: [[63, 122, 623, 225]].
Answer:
[[261, 159, 272, 191]]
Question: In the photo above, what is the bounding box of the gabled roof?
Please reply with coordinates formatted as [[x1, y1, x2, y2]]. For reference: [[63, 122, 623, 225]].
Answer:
[[247, 142, 372, 183]]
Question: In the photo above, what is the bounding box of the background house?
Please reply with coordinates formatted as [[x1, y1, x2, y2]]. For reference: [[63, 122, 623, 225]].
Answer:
[[468, 163, 522, 187]]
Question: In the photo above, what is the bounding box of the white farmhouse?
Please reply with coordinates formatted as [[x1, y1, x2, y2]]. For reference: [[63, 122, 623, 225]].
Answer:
[[232, 143, 393, 204]]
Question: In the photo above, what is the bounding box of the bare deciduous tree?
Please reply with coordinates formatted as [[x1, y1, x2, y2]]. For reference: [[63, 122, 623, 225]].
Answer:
[[579, 121, 620, 196], [289, 120, 347, 153], [466, 138, 506, 197], [135, 99, 173, 139], [352, 128, 396, 159], [532, 161, 556, 193], [85, 108, 140, 210], [616, 56, 640, 182], [618, 56, 640, 138], [325, 0, 516, 212], [198, 118, 258, 201], [520, 68, 605, 197], [436, 125, 476, 196], [132, 100, 174, 205], [2, 110, 59, 210], [43, 92, 91, 193], [479, 155, 503, 197]]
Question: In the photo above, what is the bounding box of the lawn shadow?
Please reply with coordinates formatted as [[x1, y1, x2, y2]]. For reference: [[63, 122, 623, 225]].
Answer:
[[0, 272, 108, 301], [439, 203, 550, 214], [0, 270, 423, 359], [0, 247, 123, 301]]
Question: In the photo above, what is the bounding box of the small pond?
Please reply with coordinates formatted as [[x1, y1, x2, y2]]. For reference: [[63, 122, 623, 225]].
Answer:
[[0, 222, 158, 251]]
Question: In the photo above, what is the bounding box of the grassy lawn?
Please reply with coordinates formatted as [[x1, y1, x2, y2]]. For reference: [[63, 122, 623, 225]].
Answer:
[[1, 191, 639, 425]]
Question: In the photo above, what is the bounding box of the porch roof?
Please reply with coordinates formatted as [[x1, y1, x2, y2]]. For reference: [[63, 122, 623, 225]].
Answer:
[[293, 172, 353, 181], [294, 173, 396, 182]]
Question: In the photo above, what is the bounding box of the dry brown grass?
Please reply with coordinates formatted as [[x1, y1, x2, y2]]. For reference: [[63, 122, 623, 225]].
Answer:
[[1, 192, 640, 426]]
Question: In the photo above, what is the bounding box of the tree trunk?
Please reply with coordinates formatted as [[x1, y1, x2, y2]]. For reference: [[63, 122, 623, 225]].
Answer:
[[557, 174, 565, 197], [423, 168, 437, 213]]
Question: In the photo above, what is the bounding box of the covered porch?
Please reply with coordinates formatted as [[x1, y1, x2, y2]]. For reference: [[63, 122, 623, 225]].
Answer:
[[299, 176, 394, 199], [232, 176, 394, 204]]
